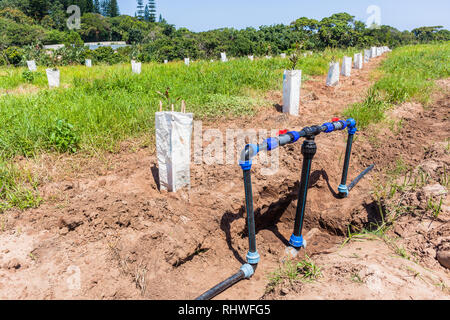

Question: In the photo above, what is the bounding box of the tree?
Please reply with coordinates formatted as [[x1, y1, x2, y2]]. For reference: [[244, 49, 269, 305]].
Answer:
[[136, 0, 144, 20], [100, 0, 110, 16], [106, 0, 119, 17], [412, 26, 444, 42], [148, 0, 156, 22], [79, 12, 111, 42], [93, 0, 101, 14], [144, 4, 149, 21], [85, 0, 95, 13], [48, 1, 66, 31], [27, 0, 48, 21]]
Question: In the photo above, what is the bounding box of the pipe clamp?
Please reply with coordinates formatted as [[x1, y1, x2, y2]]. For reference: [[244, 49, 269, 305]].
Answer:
[[246, 251, 260, 264], [240, 264, 254, 279], [338, 184, 349, 197], [289, 234, 305, 248]]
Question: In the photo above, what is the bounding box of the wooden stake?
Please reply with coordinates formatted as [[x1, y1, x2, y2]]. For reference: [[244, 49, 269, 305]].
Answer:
[[171, 104, 174, 112], [159, 100, 163, 112], [181, 100, 186, 113]]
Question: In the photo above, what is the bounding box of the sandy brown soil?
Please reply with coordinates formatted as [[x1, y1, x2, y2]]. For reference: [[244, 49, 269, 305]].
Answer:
[[0, 55, 448, 300]]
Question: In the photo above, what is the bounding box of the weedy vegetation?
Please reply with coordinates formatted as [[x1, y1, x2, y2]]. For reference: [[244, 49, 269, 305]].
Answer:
[[344, 42, 450, 128], [266, 255, 322, 293]]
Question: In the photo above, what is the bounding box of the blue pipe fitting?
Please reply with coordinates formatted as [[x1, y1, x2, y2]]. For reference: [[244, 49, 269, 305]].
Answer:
[[265, 137, 279, 151], [338, 184, 349, 197], [239, 160, 252, 171], [322, 122, 335, 133], [240, 264, 255, 279], [346, 118, 357, 135], [239, 144, 259, 170], [346, 118, 356, 128], [348, 126, 358, 135], [246, 251, 260, 265], [339, 120, 347, 130], [289, 234, 305, 248], [288, 131, 301, 143]]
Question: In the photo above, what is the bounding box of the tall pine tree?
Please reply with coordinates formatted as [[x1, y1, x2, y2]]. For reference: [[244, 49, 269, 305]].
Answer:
[[144, 5, 150, 21], [148, 0, 156, 22], [93, 0, 101, 14], [136, 0, 145, 20], [85, 0, 95, 13], [107, 0, 120, 17], [100, 0, 109, 16], [28, 0, 49, 21]]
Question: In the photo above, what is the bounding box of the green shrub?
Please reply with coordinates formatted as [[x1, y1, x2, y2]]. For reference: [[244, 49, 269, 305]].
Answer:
[[22, 70, 34, 83], [44, 29, 68, 45], [4, 46, 24, 65], [92, 46, 123, 65], [48, 119, 80, 153]]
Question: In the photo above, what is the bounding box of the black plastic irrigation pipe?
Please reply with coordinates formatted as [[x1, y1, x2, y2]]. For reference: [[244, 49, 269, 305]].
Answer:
[[243, 169, 258, 259], [348, 164, 375, 192], [195, 118, 375, 300], [290, 136, 316, 248], [338, 125, 357, 198], [195, 264, 254, 301]]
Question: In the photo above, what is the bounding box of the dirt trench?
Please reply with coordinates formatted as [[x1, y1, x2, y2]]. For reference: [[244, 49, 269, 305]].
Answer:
[[0, 55, 448, 300]]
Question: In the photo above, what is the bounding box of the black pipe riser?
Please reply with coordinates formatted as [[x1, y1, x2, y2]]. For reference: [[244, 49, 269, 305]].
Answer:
[[301, 139, 317, 160]]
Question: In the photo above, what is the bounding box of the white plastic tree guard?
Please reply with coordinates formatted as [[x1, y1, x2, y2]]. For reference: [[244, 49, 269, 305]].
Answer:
[[282, 70, 302, 116], [46, 68, 60, 88], [280, 53, 286, 59], [377, 47, 382, 56], [341, 56, 352, 77], [326, 62, 340, 87], [164, 60, 168, 64], [132, 61, 142, 74], [371, 47, 377, 58], [26, 60, 37, 72], [155, 111, 194, 192], [248, 55, 254, 61], [265, 55, 272, 59], [354, 53, 363, 69], [221, 52, 228, 62], [184, 58, 190, 66], [364, 49, 371, 63], [85, 59, 92, 67]]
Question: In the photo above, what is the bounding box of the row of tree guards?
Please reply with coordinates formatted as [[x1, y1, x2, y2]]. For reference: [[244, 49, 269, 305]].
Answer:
[[24, 48, 323, 89], [285, 46, 390, 116], [153, 46, 390, 195]]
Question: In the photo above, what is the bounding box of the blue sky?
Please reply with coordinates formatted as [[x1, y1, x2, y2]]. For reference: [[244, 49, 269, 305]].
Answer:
[[118, 0, 450, 32]]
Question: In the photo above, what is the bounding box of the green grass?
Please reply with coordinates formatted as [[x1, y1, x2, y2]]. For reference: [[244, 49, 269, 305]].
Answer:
[[0, 161, 42, 212], [0, 48, 360, 159], [266, 255, 322, 293], [344, 42, 450, 128]]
